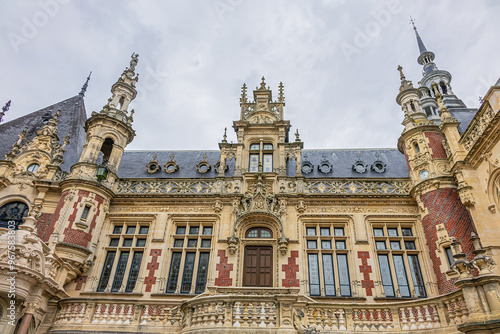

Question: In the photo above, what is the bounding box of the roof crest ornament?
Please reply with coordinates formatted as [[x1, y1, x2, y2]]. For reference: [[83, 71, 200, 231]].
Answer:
[[0, 100, 11, 124], [79, 71, 92, 97]]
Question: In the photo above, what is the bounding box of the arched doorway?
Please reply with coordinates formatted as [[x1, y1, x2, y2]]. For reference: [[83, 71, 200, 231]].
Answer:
[[243, 227, 273, 287]]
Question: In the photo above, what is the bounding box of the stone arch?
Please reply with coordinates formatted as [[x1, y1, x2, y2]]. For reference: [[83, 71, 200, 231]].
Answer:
[[488, 167, 500, 211], [235, 212, 283, 240]]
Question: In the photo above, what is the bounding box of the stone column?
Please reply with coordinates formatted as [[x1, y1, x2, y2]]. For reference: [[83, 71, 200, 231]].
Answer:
[[16, 313, 33, 334]]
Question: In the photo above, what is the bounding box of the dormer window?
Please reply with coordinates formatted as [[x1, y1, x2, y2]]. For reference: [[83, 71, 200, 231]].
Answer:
[[248, 143, 273, 173], [27, 163, 40, 173]]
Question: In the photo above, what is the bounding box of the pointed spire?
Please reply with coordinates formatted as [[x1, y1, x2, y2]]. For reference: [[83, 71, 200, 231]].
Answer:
[[410, 16, 436, 69], [410, 16, 428, 55], [79, 71, 92, 97], [258, 76, 267, 90], [222, 127, 227, 143], [278, 82, 285, 103], [0, 100, 11, 124], [240, 83, 247, 105]]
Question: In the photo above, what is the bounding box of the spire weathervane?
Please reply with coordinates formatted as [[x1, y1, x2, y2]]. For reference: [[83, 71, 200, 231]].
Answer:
[[79, 71, 92, 97], [410, 15, 417, 30], [1, 100, 11, 123]]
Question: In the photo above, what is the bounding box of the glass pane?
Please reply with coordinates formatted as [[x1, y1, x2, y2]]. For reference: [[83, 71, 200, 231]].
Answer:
[[195, 253, 210, 294], [307, 240, 317, 249], [388, 228, 398, 237], [393, 255, 410, 297], [176, 226, 186, 235], [445, 247, 455, 266], [136, 239, 146, 247], [408, 255, 427, 298], [201, 239, 211, 248], [97, 251, 116, 292], [337, 254, 351, 296], [249, 143, 260, 150], [81, 206, 90, 220], [189, 226, 199, 235], [320, 227, 330, 236], [111, 251, 130, 292], [109, 238, 119, 247], [263, 153, 273, 172], [139, 226, 149, 234], [125, 251, 143, 292], [306, 227, 316, 236], [405, 241, 416, 250], [181, 253, 196, 293], [321, 240, 332, 249], [335, 240, 346, 250], [187, 239, 198, 248], [203, 226, 213, 235], [247, 229, 258, 238], [174, 239, 184, 247], [123, 238, 133, 247], [308, 254, 320, 296], [249, 153, 259, 172], [166, 252, 182, 293], [112, 226, 122, 234], [263, 143, 273, 150], [376, 241, 386, 250], [378, 254, 394, 297], [322, 254, 335, 296], [260, 229, 272, 238], [401, 228, 413, 236], [126, 226, 136, 235], [373, 228, 384, 237], [334, 228, 345, 236], [391, 241, 401, 250]]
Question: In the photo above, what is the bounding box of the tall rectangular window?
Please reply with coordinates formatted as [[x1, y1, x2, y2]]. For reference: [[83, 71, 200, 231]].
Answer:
[[445, 247, 455, 266], [125, 251, 143, 292], [393, 255, 410, 297], [308, 254, 320, 296], [249, 154, 259, 172], [322, 254, 335, 296], [180, 253, 196, 293], [337, 254, 351, 296], [408, 255, 426, 297], [378, 254, 395, 297], [111, 252, 130, 292], [81, 205, 91, 220], [97, 251, 116, 292], [195, 252, 210, 294], [263, 153, 273, 172], [166, 252, 182, 293]]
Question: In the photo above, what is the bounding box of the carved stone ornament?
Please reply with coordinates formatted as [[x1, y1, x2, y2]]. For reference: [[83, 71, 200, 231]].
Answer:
[[318, 159, 332, 174], [196, 154, 211, 174], [214, 160, 228, 174], [301, 161, 314, 174], [295, 200, 307, 214], [212, 200, 223, 213], [371, 160, 387, 173], [164, 153, 179, 174], [293, 309, 319, 334], [146, 153, 161, 174], [352, 160, 368, 174]]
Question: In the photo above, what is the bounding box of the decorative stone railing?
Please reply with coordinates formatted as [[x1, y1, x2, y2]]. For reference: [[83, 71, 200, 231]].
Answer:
[[51, 290, 468, 333]]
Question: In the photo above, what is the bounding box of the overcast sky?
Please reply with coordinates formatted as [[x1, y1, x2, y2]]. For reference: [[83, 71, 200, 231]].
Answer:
[[1, 0, 499, 152]]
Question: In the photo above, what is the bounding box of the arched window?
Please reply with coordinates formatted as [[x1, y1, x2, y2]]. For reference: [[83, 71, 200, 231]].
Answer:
[[440, 81, 448, 95], [0, 201, 29, 229], [246, 227, 272, 238], [118, 96, 125, 109], [413, 142, 420, 154], [100, 138, 114, 162]]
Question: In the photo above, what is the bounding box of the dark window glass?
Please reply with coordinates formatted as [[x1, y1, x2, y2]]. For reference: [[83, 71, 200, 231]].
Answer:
[[125, 251, 143, 292], [189, 226, 199, 235], [378, 254, 395, 297], [166, 252, 182, 293], [97, 251, 116, 292], [173, 239, 184, 247], [180, 253, 196, 293], [109, 238, 119, 247], [249, 153, 259, 172], [391, 241, 401, 250], [373, 228, 384, 237], [112, 226, 122, 234], [263, 153, 273, 172], [195, 252, 210, 294], [408, 255, 426, 298], [306, 227, 316, 236], [322, 254, 335, 296], [387, 228, 398, 237], [201, 239, 211, 248], [307, 240, 317, 249], [203, 226, 213, 235], [445, 247, 455, 266], [136, 239, 146, 247], [111, 251, 130, 292], [393, 255, 410, 297], [308, 254, 320, 296], [335, 240, 346, 250], [187, 239, 198, 248], [176, 226, 186, 235], [126, 226, 136, 235], [320, 227, 330, 236], [334, 227, 345, 237], [321, 240, 332, 249], [337, 254, 351, 296], [401, 228, 413, 237], [81, 206, 91, 220], [122, 238, 133, 247], [405, 241, 416, 250], [376, 241, 386, 250], [0, 201, 29, 229], [139, 226, 149, 234]]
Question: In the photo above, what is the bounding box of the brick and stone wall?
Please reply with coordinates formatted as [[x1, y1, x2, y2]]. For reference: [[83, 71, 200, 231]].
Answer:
[[425, 132, 447, 159]]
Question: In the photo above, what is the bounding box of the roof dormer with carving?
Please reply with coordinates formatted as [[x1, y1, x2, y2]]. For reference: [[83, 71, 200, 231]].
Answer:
[[240, 77, 284, 123]]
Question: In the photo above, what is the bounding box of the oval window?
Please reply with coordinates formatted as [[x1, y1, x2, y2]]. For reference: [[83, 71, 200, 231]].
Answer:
[[27, 163, 40, 173]]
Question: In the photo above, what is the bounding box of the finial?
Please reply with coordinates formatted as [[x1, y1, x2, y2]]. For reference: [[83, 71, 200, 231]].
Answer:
[[410, 15, 417, 31], [397, 65, 406, 81], [295, 129, 301, 142], [129, 53, 139, 72], [278, 82, 285, 103], [240, 83, 247, 104], [153, 153, 157, 161], [259, 76, 266, 90], [222, 127, 227, 143], [79, 71, 92, 97], [0, 100, 11, 123]]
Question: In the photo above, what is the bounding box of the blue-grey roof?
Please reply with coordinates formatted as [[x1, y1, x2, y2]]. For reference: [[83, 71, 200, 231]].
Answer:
[[287, 149, 409, 178], [118, 150, 235, 178], [0, 95, 87, 171], [449, 108, 477, 134]]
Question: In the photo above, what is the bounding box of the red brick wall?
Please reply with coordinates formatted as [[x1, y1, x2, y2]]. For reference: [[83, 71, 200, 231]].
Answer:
[[35, 191, 68, 242], [215, 249, 233, 286], [145, 249, 162, 292], [358, 251, 374, 296], [62, 190, 104, 248], [421, 188, 477, 294], [425, 132, 447, 159], [282, 250, 299, 287]]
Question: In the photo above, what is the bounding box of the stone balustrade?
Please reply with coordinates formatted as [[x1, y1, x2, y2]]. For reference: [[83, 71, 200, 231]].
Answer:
[[50, 290, 469, 333]]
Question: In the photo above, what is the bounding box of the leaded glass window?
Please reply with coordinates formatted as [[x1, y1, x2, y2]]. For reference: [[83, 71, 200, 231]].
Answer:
[[308, 254, 320, 296], [166, 252, 182, 293], [111, 252, 130, 292], [195, 252, 210, 294], [97, 251, 116, 292], [378, 254, 395, 297], [393, 255, 410, 297], [0, 201, 29, 229], [125, 251, 143, 292], [337, 254, 351, 296], [180, 253, 196, 293], [322, 254, 335, 296]]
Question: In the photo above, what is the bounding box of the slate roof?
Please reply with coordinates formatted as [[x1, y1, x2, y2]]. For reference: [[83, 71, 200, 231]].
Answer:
[[0, 95, 87, 171], [449, 108, 477, 134]]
